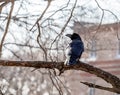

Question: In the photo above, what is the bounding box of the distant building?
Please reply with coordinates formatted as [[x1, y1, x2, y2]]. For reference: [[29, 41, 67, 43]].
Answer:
[[66, 21, 120, 95], [72, 21, 120, 61], [66, 60, 120, 95]]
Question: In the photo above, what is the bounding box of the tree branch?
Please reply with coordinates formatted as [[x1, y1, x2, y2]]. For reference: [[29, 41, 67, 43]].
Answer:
[[0, 60, 120, 93], [50, 0, 77, 48], [30, 0, 52, 31], [0, 0, 14, 57], [80, 82, 120, 94]]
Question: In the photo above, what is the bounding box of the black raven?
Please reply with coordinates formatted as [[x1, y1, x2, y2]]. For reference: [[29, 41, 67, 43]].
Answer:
[[65, 33, 84, 65]]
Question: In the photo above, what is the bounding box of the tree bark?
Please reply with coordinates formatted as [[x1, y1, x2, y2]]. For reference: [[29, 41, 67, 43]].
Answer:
[[0, 60, 120, 93]]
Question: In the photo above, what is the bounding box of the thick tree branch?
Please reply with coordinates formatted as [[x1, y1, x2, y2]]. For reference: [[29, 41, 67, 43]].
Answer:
[[0, 60, 120, 93]]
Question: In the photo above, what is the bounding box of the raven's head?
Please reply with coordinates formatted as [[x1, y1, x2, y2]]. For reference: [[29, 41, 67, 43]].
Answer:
[[66, 33, 81, 40]]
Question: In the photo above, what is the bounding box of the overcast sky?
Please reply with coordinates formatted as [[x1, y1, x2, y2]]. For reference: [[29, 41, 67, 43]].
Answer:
[[2, 0, 120, 24], [40, 0, 120, 23]]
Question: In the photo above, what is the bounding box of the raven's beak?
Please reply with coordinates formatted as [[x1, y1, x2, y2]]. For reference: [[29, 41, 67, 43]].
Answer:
[[66, 34, 72, 38]]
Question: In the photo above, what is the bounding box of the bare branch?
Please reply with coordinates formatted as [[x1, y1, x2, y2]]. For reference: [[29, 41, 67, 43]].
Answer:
[[0, 0, 14, 57], [81, 82, 120, 94], [93, 0, 120, 38], [37, 22, 47, 61], [0, 60, 120, 93], [30, 0, 52, 31], [48, 70, 63, 95], [50, 0, 77, 48]]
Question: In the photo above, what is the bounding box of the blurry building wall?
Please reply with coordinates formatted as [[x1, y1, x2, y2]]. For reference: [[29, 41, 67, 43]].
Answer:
[[72, 21, 120, 61], [66, 22, 120, 95]]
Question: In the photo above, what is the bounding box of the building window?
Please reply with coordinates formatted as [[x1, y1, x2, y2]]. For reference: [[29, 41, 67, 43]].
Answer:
[[116, 39, 120, 58], [89, 39, 97, 61], [89, 87, 95, 95]]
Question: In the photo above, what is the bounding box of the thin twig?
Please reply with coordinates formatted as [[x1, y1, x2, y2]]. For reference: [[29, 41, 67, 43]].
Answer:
[[50, 0, 78, 50], [29, 0, 52, 31], [0, 0, 14, 57]]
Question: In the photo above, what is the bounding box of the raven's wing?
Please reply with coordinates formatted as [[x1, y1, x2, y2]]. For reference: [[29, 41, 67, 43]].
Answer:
[[70, 40, 84, 57]]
